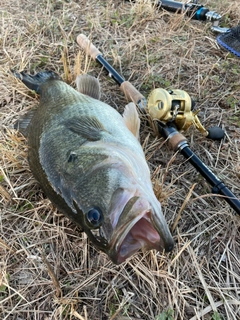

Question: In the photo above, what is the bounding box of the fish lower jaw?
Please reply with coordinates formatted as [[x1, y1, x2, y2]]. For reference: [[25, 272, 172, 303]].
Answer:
[[110, 211, 164, 265]]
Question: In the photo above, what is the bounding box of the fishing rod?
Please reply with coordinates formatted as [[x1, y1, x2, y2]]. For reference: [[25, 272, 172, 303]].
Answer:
[[127, 0, 228, 33], [158, 0, 240, 57], [156, 0, 229, 33], [76, 34, 240, 215], [77, 35, 224, 140], [127, 1, 240, 57]]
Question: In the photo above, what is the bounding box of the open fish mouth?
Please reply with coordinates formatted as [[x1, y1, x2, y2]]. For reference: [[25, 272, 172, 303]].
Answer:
[[109, 197, 174, 264], [116, 212, 163, 264]]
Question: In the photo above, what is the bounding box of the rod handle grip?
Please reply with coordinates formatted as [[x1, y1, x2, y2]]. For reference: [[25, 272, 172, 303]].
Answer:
[[76, 34, 101, 60], [120, 81, 146, 108], [169, 132, 187, 151]]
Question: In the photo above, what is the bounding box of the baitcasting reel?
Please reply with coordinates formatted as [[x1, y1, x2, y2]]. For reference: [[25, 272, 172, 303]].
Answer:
[[147, 88, 225, 140]]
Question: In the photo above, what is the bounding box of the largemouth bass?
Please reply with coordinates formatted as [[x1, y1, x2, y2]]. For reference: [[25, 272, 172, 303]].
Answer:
[[13, 70, 174, 264]]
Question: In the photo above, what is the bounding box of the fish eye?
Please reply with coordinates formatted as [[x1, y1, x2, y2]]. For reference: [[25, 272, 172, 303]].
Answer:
[[86, 207, 103, 229]]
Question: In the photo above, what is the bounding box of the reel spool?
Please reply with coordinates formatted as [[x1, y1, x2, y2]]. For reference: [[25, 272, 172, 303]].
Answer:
[[147, 88, 225, 140]]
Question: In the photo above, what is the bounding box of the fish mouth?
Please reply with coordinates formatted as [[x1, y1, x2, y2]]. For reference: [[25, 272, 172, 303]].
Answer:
[[109, 197, 174, 264]]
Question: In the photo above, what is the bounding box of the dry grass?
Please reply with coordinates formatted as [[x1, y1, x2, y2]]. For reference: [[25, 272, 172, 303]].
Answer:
[[0, 0, 240, 319]]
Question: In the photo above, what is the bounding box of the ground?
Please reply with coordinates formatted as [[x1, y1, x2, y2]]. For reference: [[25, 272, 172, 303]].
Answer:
[[0, 0, 240, 319]]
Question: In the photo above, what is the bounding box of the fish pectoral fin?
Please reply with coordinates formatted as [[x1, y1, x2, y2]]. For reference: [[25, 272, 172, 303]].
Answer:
[[14, 109, 36, 137], [76, 74, 101, 100], [65, 116, 107, 141], [122, 102, 140, 140]]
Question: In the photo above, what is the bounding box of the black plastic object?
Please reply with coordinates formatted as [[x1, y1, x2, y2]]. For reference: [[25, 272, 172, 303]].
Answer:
[[217, 25, 240, 58], [207, 126, 225, 140]]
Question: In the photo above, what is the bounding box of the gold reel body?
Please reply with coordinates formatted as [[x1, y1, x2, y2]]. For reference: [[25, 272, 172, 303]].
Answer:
[[147, 88, 208, 136]]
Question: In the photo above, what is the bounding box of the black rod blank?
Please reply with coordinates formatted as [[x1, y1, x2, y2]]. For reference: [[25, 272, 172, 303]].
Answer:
[[181, 145, 240, 214]]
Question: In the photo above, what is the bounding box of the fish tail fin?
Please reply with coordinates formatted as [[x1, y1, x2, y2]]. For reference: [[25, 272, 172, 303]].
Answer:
[[12, 70, 62, 93]]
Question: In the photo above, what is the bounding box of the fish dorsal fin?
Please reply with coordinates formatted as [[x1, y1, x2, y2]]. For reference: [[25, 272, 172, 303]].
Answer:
[[76, 74, 101, 100], [122, 102, 140, 140], [65, 116, 107, 141], [14, 109, 36, 137]]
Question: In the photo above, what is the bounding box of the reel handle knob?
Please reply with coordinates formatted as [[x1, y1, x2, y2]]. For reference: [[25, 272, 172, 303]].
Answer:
[[207, 126, 225, 140]]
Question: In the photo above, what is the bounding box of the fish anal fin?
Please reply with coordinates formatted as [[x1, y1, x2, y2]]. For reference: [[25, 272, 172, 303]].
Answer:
[[76, 74, 101, 100], [65, 116, 107, 141], [122, 102, 140, 140]]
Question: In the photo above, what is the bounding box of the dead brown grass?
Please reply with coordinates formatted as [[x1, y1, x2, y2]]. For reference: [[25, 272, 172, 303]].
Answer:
[[0, 0, 240, 319]]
